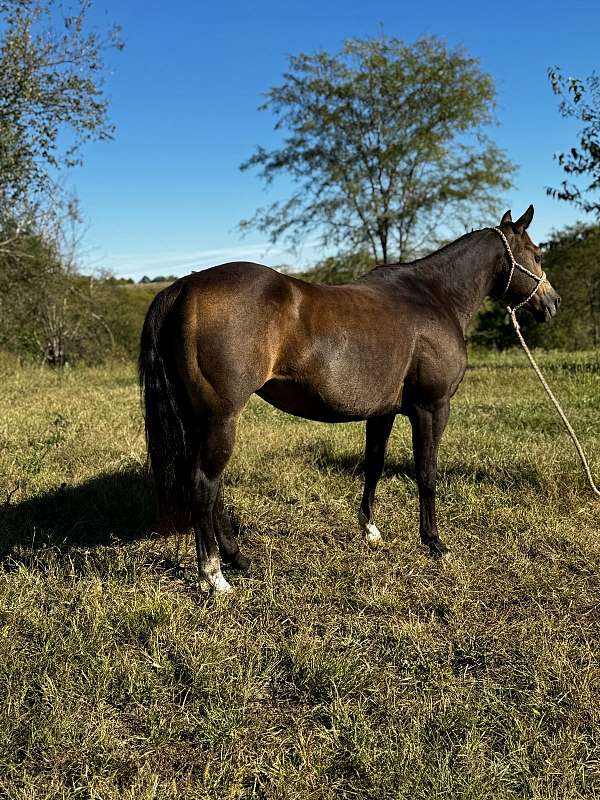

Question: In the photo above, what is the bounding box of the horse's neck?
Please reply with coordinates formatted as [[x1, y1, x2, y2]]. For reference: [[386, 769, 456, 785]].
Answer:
[[424, 230, 501, 332], [375, 230, 502, 334]]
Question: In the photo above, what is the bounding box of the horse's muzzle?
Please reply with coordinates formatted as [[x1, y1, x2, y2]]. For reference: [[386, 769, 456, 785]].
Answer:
[[535, 289, 561, 322]]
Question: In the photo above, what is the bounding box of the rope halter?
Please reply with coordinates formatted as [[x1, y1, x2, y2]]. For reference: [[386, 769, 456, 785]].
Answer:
[[491, 226, 547, 315]]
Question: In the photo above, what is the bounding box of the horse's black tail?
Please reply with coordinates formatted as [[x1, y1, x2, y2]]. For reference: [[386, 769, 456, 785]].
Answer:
[[139, 283, 195, 533]]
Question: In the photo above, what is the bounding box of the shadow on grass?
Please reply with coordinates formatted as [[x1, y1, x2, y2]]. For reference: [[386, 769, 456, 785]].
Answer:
[[296, 439, 543, 489], [0, 466, 160, 561]]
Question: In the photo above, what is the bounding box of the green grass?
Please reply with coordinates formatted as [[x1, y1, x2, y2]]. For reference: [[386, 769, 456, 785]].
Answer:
[[1, 349, 600, 799]]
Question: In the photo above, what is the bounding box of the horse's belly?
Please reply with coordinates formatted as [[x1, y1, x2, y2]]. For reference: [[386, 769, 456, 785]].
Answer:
[[255, 376, 400, 423]]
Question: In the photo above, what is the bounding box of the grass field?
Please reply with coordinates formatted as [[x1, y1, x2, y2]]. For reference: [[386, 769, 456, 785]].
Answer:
[[1, 349, 600, 799]]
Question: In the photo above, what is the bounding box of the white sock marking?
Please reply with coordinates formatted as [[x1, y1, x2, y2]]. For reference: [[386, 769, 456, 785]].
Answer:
[[358, 509, 383, 546], [200, 555, 233, 594]]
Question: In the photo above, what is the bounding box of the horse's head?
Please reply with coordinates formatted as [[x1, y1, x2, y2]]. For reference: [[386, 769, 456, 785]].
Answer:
[[495, 206, 561, 322]]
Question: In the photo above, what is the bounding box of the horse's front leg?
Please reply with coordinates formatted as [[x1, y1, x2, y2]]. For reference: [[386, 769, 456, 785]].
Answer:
[[408, 399, 450, 558], [358, 413, 396, 547]]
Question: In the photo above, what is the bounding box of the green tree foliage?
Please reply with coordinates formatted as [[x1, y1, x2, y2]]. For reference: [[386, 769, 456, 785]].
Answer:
[[0, 226, 64, 358], [547, 67, 600, 216], [470, 222, 600, 350], [292, 251, 376, 285], [0, 227, 161, 364], [94, 281, 163, 362], [0, 227, 107, 364], [240, 35, 515, 264], [0, 0, 124, 364], [542, 223, 600, 348], [0, 0, 123, 217]]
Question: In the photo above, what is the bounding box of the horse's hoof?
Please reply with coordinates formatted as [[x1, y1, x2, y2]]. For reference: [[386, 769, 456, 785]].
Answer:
[[366, 528, 383, 548], [212, 573, 233, 593], [428, 540, 450, 560], [199, 572, 233, 594], [358, 510, 383, 548], [235, 554, 253, 576]]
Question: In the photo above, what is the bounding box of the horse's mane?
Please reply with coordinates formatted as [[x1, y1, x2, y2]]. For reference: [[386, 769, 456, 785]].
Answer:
[[369, 228, 484, 275]]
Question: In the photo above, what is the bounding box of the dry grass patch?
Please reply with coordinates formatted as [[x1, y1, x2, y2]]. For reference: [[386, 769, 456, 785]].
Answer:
[[1, 350, 599, 798]]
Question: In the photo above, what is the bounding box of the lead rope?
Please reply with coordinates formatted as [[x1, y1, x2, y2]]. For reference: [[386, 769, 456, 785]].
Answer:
[[508, 311, 600, 498], [492, 227, 600, 498]]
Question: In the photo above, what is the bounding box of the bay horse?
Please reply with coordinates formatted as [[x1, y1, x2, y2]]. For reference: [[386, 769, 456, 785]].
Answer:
[[139, 206, 560, 593]]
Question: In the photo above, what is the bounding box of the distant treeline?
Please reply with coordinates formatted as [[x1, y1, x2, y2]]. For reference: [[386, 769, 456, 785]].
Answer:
[[101, 275, 179, 285], [1, 222, 598, 366], [138, 275, 179, 284]]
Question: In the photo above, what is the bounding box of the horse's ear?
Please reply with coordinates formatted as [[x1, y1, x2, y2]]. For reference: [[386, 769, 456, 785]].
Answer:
[[514, 205, 534, 234], [500, 210, 512, 226]]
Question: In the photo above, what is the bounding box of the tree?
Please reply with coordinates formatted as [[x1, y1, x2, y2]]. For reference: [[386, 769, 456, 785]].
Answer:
[[240, 35, 515, 264], [293, 251, 376, 285], [543, 223, 600, 348], [0, 226, 64, 357], [0, 225, 121, 364], [0, 0, 123, 220], [0, 0, 123, 364], [547, 67, 600, 216]]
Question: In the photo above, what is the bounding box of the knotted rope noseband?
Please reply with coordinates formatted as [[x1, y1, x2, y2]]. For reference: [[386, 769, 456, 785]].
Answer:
[[491, 226, 547, 314]]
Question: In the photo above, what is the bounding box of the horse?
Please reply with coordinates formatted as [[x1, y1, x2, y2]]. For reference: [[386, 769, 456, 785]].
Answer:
[[139, 206, 561, 593]]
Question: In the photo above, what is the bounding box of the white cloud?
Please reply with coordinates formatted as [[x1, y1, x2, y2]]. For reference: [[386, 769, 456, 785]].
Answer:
[[81, 240, 323, 279]]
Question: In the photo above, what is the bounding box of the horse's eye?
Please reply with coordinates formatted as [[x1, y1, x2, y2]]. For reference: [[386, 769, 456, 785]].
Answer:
[[534, 254, 541, 263]]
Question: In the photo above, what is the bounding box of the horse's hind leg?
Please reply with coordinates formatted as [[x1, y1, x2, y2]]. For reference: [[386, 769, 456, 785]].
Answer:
[[212, 481, 251, 573], [192, 414, 240, 593], [358, 413, 396, 546]]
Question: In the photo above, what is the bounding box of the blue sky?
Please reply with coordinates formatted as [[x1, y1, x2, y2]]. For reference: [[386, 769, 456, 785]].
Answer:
[[70, 0, 600, 278]]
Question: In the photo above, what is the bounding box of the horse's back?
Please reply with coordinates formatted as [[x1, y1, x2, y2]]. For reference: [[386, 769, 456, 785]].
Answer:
[[170, 263, 402, 418], [157, 261, 463, 421]]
